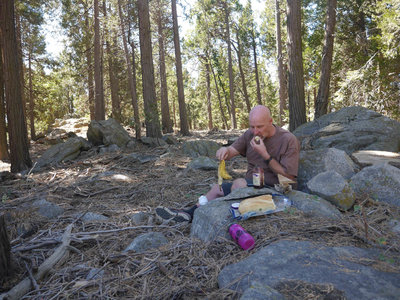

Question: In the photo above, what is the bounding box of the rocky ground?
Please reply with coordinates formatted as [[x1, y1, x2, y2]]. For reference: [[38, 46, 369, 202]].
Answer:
[[0, 127, 399, 299]]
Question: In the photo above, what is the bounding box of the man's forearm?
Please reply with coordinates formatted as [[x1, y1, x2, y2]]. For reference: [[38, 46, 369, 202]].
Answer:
[[267, 159, 296, 181]]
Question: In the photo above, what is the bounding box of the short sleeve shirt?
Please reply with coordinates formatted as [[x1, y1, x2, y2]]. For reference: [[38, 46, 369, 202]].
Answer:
[[231, 125, 300, 185]]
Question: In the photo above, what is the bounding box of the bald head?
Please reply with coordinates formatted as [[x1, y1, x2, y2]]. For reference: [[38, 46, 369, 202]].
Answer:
[[249, 105, 275, 138], [249, 105, 271, 122]]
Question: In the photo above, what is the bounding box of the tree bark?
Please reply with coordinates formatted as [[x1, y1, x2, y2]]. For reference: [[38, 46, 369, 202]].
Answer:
[[83, 0, 95, 121], [0, 0, 32, 172], [286, 0, 306, 132], [275, 0, 287, 125], [171, 0, 189, 135], [0, 213, 11, 278], [224, 0, 236, 129], [118, 0, 141, 138], [210, 61, 228, 129], [156, 3, 173, 134], [314, 0, 337, 119], [94, 0, 105, 121], [103, 0, 121, 122], [251, 30, 262, 105], [205, 58, 213, 129], [28, 50, 35, 140], [138, 0, 161, 137], [15, 12, 26, 116], [0, 41, 9, 160], [233, 30, 251, 113]]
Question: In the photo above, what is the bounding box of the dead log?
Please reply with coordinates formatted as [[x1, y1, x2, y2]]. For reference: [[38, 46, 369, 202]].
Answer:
[[0, 224, 73, 300], [0, 213, 11, 278]]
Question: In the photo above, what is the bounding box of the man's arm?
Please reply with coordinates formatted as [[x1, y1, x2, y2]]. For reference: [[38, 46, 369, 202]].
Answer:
[[250, 137, 298, 181]]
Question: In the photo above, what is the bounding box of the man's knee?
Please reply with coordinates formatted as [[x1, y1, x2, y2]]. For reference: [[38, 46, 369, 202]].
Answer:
[[232, 178, 248, 190]]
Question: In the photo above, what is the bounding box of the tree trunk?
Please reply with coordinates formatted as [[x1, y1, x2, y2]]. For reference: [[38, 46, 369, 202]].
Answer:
[[103, 0, 121, 122], [138, 0, 161, 138], [15, 12, 26, 116], [94, 0, 105, 121], [234, 30, 251, 113], [224, 0, 236, 129], [251, 31, 262, 105], [28, 51, 36, 140], [157, 4, 173, 134], [118, 0, 141, 138], [0, 0, 32, 172], [83, 0, 95, 121], [171, 0, 189, 135], [210, 62, 228, 129], [0, 41, 9, 160], [314, 0, 337, 119], [205, 58, 213, 129], [275, 0, 287, 125], [0, 213, 11, 278], [286, 0, 306, 132]]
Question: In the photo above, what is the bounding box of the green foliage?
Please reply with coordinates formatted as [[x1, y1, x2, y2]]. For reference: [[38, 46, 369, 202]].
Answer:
[[17, 0, 400, 138]]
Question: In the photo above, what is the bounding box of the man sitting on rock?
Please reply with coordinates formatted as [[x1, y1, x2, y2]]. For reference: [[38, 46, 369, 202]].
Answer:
[[156, 105, 300, 223]]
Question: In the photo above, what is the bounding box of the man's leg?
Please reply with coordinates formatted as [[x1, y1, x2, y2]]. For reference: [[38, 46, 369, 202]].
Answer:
[[205, 184, 225, 200], [156, 178, 249, 223], [231, 178, 248, 191]]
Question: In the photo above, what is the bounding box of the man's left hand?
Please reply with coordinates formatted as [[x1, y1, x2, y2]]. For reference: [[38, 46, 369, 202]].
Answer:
[[250, 137, 270, 160]]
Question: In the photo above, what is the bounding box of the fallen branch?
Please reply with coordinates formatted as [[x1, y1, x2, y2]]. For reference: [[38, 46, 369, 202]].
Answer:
[[0, 224, 73, 300]]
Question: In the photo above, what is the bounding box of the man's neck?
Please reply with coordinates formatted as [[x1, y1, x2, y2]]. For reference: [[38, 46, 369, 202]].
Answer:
[[267, 124, 277, 138]]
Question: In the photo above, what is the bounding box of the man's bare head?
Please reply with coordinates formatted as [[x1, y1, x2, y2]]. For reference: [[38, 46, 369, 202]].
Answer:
[[249, 105, 275, 138], [249, 105, 272, 122]]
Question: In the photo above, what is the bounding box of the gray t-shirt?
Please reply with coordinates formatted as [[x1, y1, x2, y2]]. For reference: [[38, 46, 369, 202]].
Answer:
[[231, 125, 300, 185]]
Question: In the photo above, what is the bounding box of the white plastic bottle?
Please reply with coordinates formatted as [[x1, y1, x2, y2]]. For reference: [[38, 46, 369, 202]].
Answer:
[[198, 195, 208, 205]]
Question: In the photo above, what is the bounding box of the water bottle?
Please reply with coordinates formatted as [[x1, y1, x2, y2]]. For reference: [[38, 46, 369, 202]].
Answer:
[[229, 223, 255, 250]]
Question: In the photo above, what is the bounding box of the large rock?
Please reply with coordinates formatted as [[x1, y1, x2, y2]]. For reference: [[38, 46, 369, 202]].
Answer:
[[286, 190, 342, 219], [349, 163, 400, 207], [34, 137, 91, 170], [306, 171, 356, 211], [191, 188, 277, 242], [182, 140, 221, 158], [218, 240, 400, 299], [240, 282, 285, 300], [190, 199, 233, 242], [87, 118, 132, 147], [191, 188, 341, 242], [187, 156, 218, 170], [293, 106, 400, 154], [298, 148, 358, 191]]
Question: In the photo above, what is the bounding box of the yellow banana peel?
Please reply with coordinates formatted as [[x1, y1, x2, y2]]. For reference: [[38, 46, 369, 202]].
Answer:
[[218, 160, 232, 182]]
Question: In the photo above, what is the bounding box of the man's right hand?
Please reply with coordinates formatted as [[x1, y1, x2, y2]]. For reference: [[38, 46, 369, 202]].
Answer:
[[216, 146, 239, 161], [216, 147, 229, 161]]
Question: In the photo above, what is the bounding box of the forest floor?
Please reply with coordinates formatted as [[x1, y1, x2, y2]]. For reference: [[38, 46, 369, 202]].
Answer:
[[1, 127, 400, 299]]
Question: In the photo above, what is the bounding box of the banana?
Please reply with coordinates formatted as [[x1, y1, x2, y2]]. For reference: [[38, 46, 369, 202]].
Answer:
[[218, 160, 232, 180]]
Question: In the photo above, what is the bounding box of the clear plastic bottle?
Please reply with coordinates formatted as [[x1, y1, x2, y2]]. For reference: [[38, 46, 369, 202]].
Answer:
[[229, 223, 255, 250], [252, 166, 264, 189]]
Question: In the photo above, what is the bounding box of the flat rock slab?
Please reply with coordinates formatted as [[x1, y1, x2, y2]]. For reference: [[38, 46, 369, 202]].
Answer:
[[191, 188, 277, 242], [218, 240, 400, 299], [352, 150, 400, 168], [191, 188, 342, 242]]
